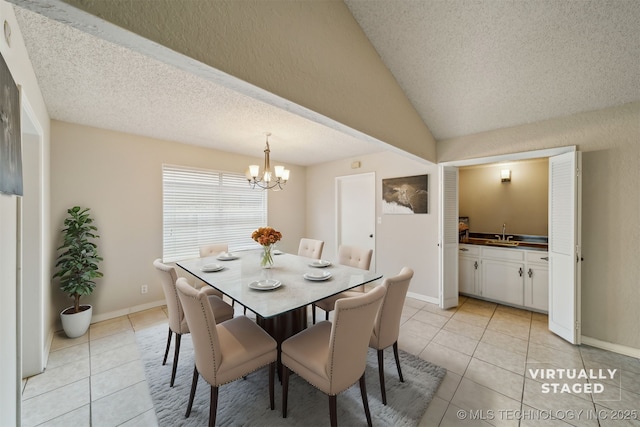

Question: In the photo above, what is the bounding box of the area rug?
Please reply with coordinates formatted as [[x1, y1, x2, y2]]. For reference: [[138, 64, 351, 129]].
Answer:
[[135, 323, 446, 426]]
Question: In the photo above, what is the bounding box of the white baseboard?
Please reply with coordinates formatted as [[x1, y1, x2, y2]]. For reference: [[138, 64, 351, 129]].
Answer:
[[406, 291, 439, 305], [581, 335, 640, 359], [90, 299, 167, 324]]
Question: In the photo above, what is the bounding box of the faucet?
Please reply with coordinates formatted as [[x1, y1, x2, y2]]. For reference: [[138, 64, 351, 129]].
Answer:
[[502, 223, 506, 240]]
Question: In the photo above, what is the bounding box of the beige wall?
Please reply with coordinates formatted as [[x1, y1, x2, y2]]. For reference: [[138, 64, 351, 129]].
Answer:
[[438, 103, 640, 350], [306, 152, 440, 300], [50, 121, 306, 321], [459, 159, 548, 236]]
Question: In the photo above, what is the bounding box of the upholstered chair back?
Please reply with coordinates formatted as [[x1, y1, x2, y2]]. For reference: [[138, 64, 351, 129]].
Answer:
[[153, 259, 188, 334], [338, 245, 373, 270], [199, 243, 229, 258], [370, 267, 414, 350], [175, 278, 223, 385], [325, 285, 386, 395], [297, 238, 324, 260]]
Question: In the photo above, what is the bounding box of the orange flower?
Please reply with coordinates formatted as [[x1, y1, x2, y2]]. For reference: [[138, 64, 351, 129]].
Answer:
[[251, 226, 282, 246]]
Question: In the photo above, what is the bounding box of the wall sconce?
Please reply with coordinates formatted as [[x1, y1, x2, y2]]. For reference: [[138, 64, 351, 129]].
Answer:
[[501, 169, 511, 183]]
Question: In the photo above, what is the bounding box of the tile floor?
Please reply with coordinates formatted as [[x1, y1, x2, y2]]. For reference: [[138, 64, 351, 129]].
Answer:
[[21, 296, 640, 426]]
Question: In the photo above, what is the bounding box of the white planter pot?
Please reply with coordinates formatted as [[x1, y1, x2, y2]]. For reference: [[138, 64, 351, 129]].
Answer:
[[60, 305, 93, 338]]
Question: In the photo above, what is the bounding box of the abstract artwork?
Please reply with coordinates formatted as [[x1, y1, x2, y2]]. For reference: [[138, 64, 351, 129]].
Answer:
[[382, 174, 429, 214], [0, 51, 22, 196]]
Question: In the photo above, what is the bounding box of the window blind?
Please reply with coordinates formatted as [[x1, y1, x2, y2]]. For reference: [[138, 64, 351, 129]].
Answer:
[[162, 164, 267, 262]]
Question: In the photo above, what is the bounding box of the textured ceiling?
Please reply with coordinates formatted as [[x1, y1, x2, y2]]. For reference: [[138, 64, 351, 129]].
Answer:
[[10, 1, 640, 164], [12, 7, 387, 166], [345, 0, 640, 140]]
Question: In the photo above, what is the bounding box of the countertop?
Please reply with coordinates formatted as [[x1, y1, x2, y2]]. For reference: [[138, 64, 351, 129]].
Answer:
[[461, 233, 548, 251]]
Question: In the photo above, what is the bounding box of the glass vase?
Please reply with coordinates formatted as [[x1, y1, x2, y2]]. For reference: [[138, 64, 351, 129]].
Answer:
[[261, 244, 274, 268]]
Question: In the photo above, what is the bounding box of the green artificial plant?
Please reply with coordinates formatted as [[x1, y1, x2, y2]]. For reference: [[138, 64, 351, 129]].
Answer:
[[53, 206, 103, 313]]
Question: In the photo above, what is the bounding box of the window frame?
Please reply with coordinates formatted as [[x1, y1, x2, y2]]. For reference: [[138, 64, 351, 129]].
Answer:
[[162, 164, 267, 262]]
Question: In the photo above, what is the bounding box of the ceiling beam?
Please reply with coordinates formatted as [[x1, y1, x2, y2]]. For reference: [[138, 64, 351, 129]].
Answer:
[[31, 0, 435, 162]]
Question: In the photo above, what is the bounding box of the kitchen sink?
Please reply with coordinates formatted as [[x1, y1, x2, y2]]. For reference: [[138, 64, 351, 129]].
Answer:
[[484, 239, 520, 247]]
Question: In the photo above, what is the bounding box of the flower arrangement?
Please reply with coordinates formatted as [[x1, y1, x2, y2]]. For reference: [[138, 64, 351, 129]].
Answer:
[[252, 226, 282, 268]]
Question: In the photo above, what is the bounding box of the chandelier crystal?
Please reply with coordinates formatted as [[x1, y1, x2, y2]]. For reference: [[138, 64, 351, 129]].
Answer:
[[246, 133, 290, 190]]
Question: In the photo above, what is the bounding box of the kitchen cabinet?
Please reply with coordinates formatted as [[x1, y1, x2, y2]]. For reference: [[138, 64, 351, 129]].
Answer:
[[459, 245, 480, 295], [481, 247, 525, 306], [458, 245, 548, 312], [524, 251, 549, 311]]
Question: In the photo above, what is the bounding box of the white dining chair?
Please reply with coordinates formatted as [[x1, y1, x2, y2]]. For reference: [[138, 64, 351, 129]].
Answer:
[[153, 259, 234, 387], [176, 278, 277, 426], [199, 243, 248, 314], [282, 285, 386, 426], [297, 238, 324, 260], [369, 267, 414, 404], [312, 245, 373, 323]]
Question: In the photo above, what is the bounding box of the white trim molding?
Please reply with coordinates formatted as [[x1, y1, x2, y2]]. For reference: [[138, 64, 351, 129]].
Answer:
[[407, 291, 439, 305], [90, 299, 167, 324], [581, 335, 640, 359]]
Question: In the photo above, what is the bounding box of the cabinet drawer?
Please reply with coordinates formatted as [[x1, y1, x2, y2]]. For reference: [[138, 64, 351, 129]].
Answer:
[[481, 247, 524, 261], [459, 245, 480, 256], [526, 251, 549, 263]]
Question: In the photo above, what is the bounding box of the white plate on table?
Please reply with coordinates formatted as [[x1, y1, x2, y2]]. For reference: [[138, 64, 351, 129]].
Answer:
[[273, 249, 284, 255], [309, 260, 331, 268], [201, 264, 224, 273], [303, 271, 332, 281], [248, 279, 282, 290], [217, 253, 239, 261]]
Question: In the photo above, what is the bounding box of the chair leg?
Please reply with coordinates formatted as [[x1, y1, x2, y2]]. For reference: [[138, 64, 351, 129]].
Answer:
[[186, 366, 199, 418], [329, 395, 337, 427], [393, 341, 404, 382], [170, 333, 182, 387], [325, 310, 329, 321], [209, 385, 219, 427], [377, 349, 387, 405], [312, 304, 316, 324], [359, 374, 373, 427], [282, 366, 290, 418], [269, 362, 275, 410], [162, 328, 173, 365]]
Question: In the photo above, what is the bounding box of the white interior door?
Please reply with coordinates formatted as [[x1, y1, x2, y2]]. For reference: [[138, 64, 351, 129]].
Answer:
[[439, 166, 459, 309], [548, 151, 582, 344], [336, 173, 376, 270]]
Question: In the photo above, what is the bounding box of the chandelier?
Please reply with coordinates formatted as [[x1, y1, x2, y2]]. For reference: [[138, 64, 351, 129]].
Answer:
[[246, 133, 290, 190]]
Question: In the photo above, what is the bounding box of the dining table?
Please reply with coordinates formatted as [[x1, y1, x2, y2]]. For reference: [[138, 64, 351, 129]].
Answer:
[[177, 249, 382, 375]]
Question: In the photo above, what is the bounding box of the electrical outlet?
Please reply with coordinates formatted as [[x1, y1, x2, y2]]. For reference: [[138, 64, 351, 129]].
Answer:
[[141, 285, 148, 294]]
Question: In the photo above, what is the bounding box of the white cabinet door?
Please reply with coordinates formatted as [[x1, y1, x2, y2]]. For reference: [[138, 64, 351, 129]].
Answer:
[[459, 255, 479, 295], [481, 259, 524, 306], [526, 264, 549, 312]]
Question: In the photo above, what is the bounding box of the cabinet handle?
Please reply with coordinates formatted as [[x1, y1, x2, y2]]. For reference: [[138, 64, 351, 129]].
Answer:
[[541, 257, 549, 261], [460, 248, 469, 252], [528, 268, 533, 278], [519, 267, 523, 277], [474, 261, 478, 269]]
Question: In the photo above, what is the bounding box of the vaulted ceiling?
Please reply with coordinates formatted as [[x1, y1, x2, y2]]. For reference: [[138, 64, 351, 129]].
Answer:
[[9, 0, 640, 166]]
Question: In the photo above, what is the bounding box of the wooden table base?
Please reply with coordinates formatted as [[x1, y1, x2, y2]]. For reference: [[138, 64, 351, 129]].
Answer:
[[256, 306, 307, 379]]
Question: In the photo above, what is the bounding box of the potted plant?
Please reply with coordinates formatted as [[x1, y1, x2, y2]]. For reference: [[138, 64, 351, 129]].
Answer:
[[53, 206, 103, 338]]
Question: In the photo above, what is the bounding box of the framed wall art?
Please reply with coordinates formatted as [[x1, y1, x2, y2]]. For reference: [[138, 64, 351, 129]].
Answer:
[[0, 51, 22, 196], [382, 174, 429, 214]]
